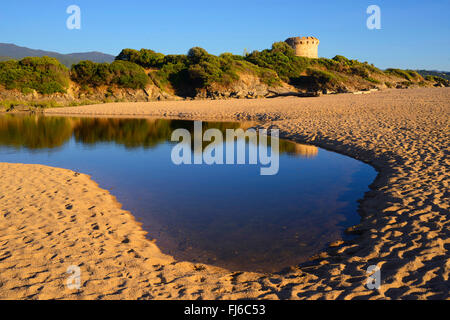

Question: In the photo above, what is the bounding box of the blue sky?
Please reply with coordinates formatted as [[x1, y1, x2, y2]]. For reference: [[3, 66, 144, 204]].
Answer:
[[0, 0, 449, 70]]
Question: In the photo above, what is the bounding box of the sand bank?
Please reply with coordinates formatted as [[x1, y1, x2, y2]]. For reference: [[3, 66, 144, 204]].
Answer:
[[1, 88, 449, 299]]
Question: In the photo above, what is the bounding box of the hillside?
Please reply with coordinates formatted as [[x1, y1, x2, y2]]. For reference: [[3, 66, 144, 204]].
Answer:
[[0, 42, 448, 110], [416, 70, 450, 81], [109, 43, 450, 97], [0, 43, 115, 67]]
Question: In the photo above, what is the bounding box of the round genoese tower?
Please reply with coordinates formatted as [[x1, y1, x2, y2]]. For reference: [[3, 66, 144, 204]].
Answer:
[[285, 36, 320, 59]]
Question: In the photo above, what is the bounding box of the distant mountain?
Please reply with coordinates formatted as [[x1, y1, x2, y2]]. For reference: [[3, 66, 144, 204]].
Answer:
[[416, 70, 450, 81], [0, 43, 115, 67]]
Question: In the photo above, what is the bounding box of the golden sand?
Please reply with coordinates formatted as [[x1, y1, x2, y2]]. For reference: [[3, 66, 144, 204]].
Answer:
[[0, 87, 448, 299]]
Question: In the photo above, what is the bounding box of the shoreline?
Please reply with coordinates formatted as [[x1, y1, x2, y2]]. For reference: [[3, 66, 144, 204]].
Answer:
[[1, 87, 449, 299]]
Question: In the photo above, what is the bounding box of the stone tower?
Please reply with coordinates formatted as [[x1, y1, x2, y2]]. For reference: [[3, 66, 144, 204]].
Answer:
[[285, 36, 320, 59]]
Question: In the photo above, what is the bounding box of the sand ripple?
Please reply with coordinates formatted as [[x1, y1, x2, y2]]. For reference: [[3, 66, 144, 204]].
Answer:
[[0, 88, 448, 299]]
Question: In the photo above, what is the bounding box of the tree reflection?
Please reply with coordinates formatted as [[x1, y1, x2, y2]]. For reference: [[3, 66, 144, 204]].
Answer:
[[0, 114, 73, 149], [0, 114, 317, 157]]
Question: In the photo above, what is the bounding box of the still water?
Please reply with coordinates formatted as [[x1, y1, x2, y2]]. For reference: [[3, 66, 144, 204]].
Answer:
[[0, 114, 376, 272]]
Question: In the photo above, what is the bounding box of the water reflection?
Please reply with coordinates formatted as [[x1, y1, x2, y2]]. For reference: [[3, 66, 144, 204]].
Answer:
[[0, 114, 375, 272], [0, 115, 72, 149], [0, 114, 316, 157]]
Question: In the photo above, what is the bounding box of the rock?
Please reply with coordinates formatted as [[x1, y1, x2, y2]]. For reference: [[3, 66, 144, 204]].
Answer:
[[306, 91, 321, 97], [396, 83, 409, 89], [337, 87, 350, 94]]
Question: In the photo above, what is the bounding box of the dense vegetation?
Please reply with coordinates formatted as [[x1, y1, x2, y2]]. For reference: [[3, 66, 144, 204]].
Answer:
[[245, 42, 385, 89], [116, 47, 280, 95], [423, 75, 449, 86], [384, 69, 423, 81], [71, 60, 149, 89], [0, 43, 447, 101], [416, 70, 450, 81], [0, 56, 69, 94]]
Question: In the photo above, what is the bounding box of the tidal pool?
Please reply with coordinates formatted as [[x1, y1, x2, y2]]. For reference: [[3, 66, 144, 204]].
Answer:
[[0, 114, 376, 272]]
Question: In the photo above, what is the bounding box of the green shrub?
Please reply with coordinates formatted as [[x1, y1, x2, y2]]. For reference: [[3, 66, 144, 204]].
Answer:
[[385, 69, 424, 81], [153, 57, 189, 87], [306, 68, 341, 85], [244, 43, 383, 87], [425, 75, 449, 86], [187, 48, 240, 86], [315, 58, 339, 70], [0, 56, 69, 94], [116, 48, 165, 69], [71, 60, 149, 89], [320, 56, 383, 77], [366, 77, 381, 84], [146, 47, 280, 93], [187, 47, 210, 64], [332, 55, 351, 65], [245, 42, 312, 83], [71, 60, 111, 86], [109, 61, 149, 89], [350, 66, 370, 78], [219, 53, 280, 86]]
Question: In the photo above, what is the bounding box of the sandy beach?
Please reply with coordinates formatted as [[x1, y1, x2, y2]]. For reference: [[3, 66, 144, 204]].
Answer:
[[1, 87, 449, 299]]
